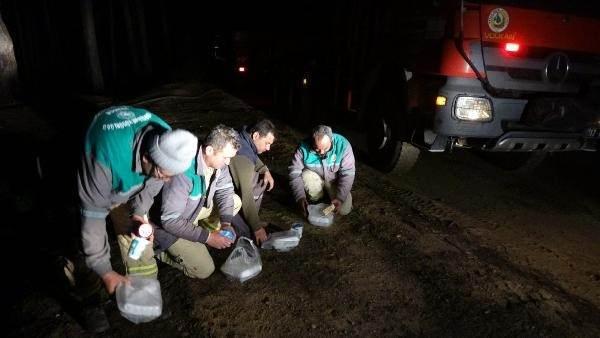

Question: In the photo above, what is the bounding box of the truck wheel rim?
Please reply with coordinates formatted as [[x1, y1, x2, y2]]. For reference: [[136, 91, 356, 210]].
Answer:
[[375, 119, 391, 150]]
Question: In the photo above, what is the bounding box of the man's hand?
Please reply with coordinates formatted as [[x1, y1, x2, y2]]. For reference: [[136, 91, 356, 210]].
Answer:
[[130, 214, 148, 225], [206, 232, 234, 249], [297, 197, 308, 217], [254, 227, 268, 245], [331, 199, 342, 214], [101, 271, 129, 294], [261, 171, 275, 191]]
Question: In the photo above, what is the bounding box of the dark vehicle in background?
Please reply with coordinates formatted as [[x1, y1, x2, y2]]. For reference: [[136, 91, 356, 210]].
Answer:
[[271, 0, 600, 172], [208, 30, 275, 107]]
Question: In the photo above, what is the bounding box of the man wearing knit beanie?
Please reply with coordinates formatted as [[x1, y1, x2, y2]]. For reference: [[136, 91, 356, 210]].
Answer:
[[73, 106, 197, 332], [147, 129, 199, 178]]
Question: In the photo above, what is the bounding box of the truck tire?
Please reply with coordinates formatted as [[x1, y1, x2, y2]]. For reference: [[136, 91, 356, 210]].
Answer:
[[393, 142, 421, 175], [366, 115, 402, 172], [363, 66, 418, 173]]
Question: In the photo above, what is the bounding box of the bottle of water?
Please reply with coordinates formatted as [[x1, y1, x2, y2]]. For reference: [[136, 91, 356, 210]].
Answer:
[[128, 223, 153, 260], [219, 228, 236, 241]]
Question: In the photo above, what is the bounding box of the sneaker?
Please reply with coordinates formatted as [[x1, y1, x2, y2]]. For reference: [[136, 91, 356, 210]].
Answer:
[[80, 305, 110, 333]]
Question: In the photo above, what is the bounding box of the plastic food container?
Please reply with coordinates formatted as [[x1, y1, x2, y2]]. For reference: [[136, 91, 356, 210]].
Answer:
[[307, 203, 334, 227]]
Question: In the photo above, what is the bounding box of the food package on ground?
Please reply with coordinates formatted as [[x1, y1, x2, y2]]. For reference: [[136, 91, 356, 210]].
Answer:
[[308, 203, 334, 227]]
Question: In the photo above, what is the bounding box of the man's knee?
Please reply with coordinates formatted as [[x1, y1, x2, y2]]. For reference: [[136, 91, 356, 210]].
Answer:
[[167, 240, 215, 279], [232, 194, 242, 216], [185, 260, 215, 279], [339, 205, 352, 216], [302, 170, 325, 201], [338, 193, 353, 216]]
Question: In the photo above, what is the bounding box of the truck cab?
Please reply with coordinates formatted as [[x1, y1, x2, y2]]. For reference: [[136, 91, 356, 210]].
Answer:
[[430, 2, 600, 156], [272, 0, 600, 172]]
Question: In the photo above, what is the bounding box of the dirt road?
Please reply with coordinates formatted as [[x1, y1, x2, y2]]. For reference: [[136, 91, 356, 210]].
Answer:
[[6, 83, 600, 337]]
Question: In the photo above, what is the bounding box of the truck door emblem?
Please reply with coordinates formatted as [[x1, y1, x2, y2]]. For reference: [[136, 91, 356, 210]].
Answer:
[[544, 53, 570, 83], [488, 8, 509, 33]]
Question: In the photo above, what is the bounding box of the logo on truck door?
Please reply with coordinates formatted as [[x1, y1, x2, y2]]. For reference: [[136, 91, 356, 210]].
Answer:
[[488, 8, 509, 33]]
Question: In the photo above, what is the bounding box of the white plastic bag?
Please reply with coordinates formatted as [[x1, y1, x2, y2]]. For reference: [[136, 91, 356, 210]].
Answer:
[[308, 203, 334, 227], [220, 237, 262, 283], [261, 230, 300, 252], [116, 277, 162, 324]]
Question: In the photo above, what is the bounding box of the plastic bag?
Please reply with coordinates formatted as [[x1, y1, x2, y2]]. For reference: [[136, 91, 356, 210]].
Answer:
[[220, 237, 262, 283], [261, 230, 300, 252], [116, 277, 163, 324], [262, 222, 303, 252], [308, 203, 334, 227]]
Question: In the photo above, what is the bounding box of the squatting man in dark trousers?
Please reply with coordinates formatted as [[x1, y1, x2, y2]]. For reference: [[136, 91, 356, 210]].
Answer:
[[228, 119, 276, 244]]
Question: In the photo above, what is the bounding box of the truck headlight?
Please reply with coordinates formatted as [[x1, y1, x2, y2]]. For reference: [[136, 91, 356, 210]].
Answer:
[[454, 96, 492, 122]]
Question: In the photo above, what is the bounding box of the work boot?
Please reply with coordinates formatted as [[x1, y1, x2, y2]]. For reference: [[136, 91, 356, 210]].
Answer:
[[80, 304, 110, 333], [158, 289, 173, 320]]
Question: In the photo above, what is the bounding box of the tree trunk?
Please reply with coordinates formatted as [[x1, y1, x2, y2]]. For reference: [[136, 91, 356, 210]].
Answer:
[[108, 0, 118, 93], [42, 0, 62, 77], [80, 0, 104, 93], [158, 0, 172, 67], [0, 11, 18, 104], [123, 0, 142, 77], [134, 0, 152, 76]]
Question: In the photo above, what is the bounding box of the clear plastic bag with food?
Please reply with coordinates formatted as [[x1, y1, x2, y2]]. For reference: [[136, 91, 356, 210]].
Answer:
[[307, 203, 334, 227], [261, 230, 301, 252], [116, 276, 162, 324], [220, 236, 262, 283]]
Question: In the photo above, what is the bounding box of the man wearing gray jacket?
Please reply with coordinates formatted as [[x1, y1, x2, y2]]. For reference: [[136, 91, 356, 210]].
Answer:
[[77, 106, 197, 331], [151, 124, 244, 279], [289, 125, 356, 217]]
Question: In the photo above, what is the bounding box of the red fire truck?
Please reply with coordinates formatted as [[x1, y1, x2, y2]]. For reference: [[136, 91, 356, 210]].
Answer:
[[272, 1, 600, 171]]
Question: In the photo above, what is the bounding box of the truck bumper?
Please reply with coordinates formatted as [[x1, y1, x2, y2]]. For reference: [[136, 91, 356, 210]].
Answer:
[[432, 78, 599, 151]]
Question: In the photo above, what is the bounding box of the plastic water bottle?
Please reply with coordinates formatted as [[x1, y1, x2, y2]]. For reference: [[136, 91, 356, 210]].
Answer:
[[219, 228, 236, 241], [128, 223, 153, 260]]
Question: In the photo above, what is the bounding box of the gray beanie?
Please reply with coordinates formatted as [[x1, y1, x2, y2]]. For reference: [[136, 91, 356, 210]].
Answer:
[[149, 129, 198, 175]]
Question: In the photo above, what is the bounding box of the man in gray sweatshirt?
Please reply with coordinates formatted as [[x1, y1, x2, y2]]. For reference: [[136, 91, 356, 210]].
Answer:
[[76, 106, 197, 331]]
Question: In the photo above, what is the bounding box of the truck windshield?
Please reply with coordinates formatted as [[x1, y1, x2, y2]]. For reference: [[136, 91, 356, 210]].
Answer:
[[470, 1, 600, 18]]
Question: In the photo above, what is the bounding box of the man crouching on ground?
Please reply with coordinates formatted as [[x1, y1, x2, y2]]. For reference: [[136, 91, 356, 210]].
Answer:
[[289, 125, 355, 217], [151, 124, 247, 279], [78, 106, 197, 332], [228, 119, 276, 245]]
